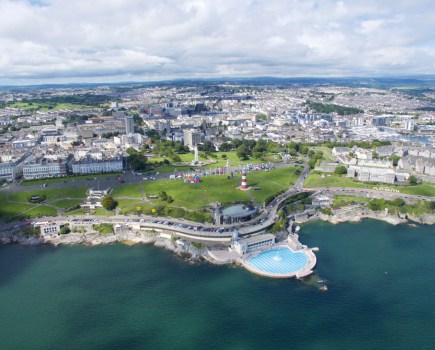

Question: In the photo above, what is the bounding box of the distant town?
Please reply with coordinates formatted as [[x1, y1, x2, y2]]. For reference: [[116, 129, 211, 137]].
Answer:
[[0, 79, 434, 279]]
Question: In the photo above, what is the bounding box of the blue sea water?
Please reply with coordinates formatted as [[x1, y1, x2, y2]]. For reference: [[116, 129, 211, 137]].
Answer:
[[1, 219, 435, 349]]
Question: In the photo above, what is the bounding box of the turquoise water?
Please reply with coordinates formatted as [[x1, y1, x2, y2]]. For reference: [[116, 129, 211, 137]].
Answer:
[[1, 219, 435, 349], [247, 247, 308, 274]]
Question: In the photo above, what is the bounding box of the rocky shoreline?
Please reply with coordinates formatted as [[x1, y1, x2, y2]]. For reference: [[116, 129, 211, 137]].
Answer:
[[306, 208, 435, 226], [1, 209, 434, 263], [0, 228, 205, 262]]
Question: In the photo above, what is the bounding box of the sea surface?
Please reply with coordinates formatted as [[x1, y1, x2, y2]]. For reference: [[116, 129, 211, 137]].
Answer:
[[1, 219, 435, 350]]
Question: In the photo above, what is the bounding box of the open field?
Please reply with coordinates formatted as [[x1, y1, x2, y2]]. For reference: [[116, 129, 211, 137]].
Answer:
[[49, 199, 83, 209], [7, 187, 87, 202], [0, 194, 58, 220], [306, 173, 435, 197], [8, 101, 95, 112], [399, 183, 435, 197], [111, 166, 298, 210], [151, 151, 273, 173], [0, 187, 88, 220], [14, 206, 57, 219], [312, 146, 336, 162], [305, 173, 367, 188]]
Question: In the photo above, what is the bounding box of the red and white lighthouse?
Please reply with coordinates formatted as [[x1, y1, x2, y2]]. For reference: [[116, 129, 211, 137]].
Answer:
[[240, 171, 248, 190]]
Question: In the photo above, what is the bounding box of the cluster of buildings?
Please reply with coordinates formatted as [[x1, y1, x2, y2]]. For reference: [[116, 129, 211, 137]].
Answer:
[[326, 144, 435, 184], [0, 83, 434, 183]]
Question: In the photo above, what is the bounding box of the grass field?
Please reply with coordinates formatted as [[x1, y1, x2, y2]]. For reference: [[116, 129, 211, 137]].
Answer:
[[0, 193, 59, 220], [0, 187, 88, 220], [49, 199, 83, 209], [7, 187, 87, 202], [8, 101, 94, 112], [399, 183, 435, 197], [311, 146, 336, 162], [111, 166, 298, 210], [305, 173, 367, 188], [150, 151, 272, 173], [305, 173, 435, 197]]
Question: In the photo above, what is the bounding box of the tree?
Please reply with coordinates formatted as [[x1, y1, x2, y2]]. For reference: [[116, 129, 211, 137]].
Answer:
[[158, 191, 168, 201], [201, 140, 216, 153], [409, 175, 418, 185], [334, 165, 347, 175], [219, 142, 232, 152], [236, 145, 249, 160], [101, 195, 118, 210], [59, 225, 71, 235], [391, 155, 401, 167], [392, 198, 405, 207]]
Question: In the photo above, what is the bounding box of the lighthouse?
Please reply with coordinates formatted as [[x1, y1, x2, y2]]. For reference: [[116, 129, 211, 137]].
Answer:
[[240, 171, 248, 190]]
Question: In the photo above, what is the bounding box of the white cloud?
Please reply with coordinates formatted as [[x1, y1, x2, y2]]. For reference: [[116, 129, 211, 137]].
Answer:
[[0, 0, 435, 84]]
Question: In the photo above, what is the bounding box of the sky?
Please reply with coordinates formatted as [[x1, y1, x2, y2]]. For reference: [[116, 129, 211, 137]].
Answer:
[[1, 0, 435, 85]]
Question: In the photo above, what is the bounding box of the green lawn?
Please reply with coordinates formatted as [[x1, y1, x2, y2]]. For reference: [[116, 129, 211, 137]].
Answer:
[[49, 199, 83, 209], [332, 195, 370, 207], [112, 166, 298, 210], [399, 183, 435, 197], [8, 187, 87, 202], [8, 101, 94, 112], [14, 206, 57, 219], [311, 146, 336, 162], [305, 173, 367, 188], [0, 193, 58, 220], [151, 151, 268, 173], [248, 167, 299, 203], [111, 184, 143, 198], [306, 173, 435, 197]]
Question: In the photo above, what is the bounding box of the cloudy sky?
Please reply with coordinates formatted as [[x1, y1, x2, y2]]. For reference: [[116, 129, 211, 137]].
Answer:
[[1, 0, 435, 84]]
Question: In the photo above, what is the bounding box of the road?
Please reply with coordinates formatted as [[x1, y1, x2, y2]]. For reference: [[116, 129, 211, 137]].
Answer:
[[304, 186, 434, 202]]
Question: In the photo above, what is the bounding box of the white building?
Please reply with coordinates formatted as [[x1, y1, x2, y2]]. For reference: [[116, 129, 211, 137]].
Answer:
[[233, 234, 275, 255], [71, 157, 123, 174], [22, 159, 68, 179], [40, 223, 61, 236]]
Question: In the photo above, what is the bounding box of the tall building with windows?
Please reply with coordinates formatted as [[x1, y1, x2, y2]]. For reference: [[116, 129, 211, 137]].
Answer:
[[125, 116, 134, 134], [183, 129, 202, 148]]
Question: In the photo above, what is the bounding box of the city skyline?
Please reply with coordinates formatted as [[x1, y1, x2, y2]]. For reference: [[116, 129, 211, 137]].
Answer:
[[1, 0, 435, 85]]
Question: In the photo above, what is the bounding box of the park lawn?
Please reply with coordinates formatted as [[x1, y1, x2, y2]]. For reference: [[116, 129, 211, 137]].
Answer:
[[0, 194, 34, 219], [112, 166, 299, 210], [49, 199, 83, 209], [117, 199, 144, 214], [8, 101, 93, 112], [311, 146, 336, 162], [111, 184, 143, 198], [333, 195, 370, 207], [142, 176, 250, 210], [8, 187, 88, 202], [249, 167, 299, 203], [14, 206, 57, 220], [305, 173, 368, 188], [21, 173, 121, 186], [398, 183, 435, 197]]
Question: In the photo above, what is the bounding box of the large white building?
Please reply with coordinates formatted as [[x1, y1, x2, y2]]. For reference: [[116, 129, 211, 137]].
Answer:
[[0, 155, 26, 181], [22, 159, 68, 179], [71, 157, 123, 174], [233, 234, 275, 255]]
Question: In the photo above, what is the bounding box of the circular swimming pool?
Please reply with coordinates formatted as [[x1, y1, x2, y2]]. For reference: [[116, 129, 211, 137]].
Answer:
[[245, 247, 309, 277]]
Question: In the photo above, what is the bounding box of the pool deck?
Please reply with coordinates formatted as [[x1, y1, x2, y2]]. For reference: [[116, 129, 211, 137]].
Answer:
[[241, 243, 317, 279]]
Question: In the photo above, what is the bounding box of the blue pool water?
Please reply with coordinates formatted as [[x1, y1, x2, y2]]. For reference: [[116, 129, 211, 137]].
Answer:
[[247, 247, 308, 275]]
